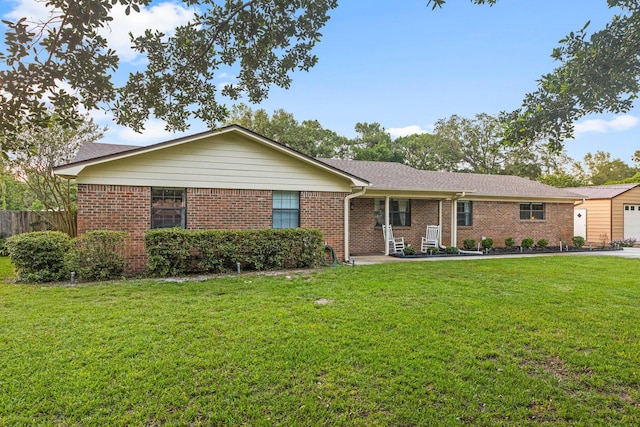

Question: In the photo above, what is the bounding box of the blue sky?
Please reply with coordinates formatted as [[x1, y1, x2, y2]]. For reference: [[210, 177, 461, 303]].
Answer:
[[2, 0, 638, 166]]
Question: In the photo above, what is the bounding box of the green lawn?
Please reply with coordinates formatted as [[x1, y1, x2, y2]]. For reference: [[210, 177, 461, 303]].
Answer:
[[1, 256, 639, 425]]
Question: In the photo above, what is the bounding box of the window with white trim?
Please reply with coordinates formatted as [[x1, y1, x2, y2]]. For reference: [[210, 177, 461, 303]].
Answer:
[[457, 201, 472, 226], [273, 191, 300, 228]]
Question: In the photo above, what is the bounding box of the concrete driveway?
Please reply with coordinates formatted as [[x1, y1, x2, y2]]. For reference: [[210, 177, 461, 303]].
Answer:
[[350, 247, 640, 266]]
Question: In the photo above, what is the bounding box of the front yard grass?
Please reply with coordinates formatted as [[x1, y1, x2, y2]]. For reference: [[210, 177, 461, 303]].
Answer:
[[1, 256, 639, 425]]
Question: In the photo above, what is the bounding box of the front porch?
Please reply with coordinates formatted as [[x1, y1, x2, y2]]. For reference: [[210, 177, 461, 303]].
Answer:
[[347, 196, 456, 257]]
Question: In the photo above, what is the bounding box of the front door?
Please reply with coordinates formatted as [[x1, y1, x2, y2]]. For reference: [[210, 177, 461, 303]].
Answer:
[[574, 209, 587, 239]]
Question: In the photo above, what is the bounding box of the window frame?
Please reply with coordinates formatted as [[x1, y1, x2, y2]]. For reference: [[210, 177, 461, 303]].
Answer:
[[272, 190, 300, 229], [520, 202, 545, 221], [374, 198, 412, 227], [151, 187, 186, 229], [457, 200, 473, 226]]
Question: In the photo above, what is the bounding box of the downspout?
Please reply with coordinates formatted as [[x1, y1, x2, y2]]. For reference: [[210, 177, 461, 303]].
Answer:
[[450, 192, 466, 247], [344, 187, 367, 262], [574, 198, 586, 207]]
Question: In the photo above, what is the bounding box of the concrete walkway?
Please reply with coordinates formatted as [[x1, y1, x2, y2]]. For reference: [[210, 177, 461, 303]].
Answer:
[[349, 247, 640, 266]]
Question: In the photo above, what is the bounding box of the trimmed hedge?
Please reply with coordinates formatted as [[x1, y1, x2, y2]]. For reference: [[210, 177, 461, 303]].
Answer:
[[66, 231, 127, 281], [145, 228, 325, 277], [6, 231, 72, 283]]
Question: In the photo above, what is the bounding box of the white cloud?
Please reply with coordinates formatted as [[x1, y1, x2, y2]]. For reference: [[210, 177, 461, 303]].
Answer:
[[387, 125, 430, 138], [103, 2, 197, 63], [574, 115, 640, 135], [114, 119, 184, 145], [3, 0, 196, 64], [3, 0, 49, 22]]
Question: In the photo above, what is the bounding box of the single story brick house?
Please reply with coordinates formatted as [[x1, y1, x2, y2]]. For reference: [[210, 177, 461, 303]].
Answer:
[[569, 183, 640, 246], [54, 125, 580, 273]]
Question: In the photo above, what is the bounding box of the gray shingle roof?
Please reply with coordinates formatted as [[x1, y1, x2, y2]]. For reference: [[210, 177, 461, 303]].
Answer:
[[72, 142, 140, 163], [66, 138, 579, 200], [318, 158, 580, 199], [569, 183, 640, 199]]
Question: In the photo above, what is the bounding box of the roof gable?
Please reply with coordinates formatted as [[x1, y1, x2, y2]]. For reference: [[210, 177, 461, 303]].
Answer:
[[54, 125, 370, 189], [569, 183, 640, 199]]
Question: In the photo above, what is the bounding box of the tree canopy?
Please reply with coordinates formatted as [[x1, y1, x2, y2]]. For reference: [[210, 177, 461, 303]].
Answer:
[[0, 0, 337, 150], [10, 117, 104, 235], [4, 0, 638, 157], [439, 0, 640, 149]]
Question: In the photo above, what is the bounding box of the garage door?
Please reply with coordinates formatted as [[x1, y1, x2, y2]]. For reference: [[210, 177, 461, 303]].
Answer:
[[623, 205, 640, 240]]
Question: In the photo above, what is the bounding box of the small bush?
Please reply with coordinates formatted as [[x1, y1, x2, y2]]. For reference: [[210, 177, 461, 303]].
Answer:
[[463, 239, 476, 251], [572, 236, 585, 249], [446, 246, 458, 254], [6, 231, 71, 282], [504, 237, 515, 248], [66, 231, 127, 281], [0, 234, 8, 256], [521, 237, 534, 249], [403, 245, 417, 255], [481, 238, 494, 250], [536, 238, 549, 249], [611, 238, 636, 248]]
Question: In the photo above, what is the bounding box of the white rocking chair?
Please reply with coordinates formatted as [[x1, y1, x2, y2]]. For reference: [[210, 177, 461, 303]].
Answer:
[[421, 225, 445, 253], [382, 224, 405, 254]]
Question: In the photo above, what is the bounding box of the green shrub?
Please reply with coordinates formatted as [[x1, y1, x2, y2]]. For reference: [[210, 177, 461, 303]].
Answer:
[[521, 237, 534, 249], [145, 228, 324, 277], [572, 236, 585, 248], [504, 237, 515, 248], [0, 234, 8, 256], [446, 246, 458, 254], [66, 231, 127, 281], [6, 231, 71, 282], [536, 238, 549, 249], [481, 238, 494, 250], [403, 245, 417, 255], [145, 228, 194, 277], [463, 239, 476, 251]]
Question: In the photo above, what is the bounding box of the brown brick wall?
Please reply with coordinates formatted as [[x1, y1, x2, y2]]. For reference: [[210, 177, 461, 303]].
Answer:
[[456, 201, 574, 248], [348, 198, 574, 254], [77, 184, 151, 273], [187, 188, 272, 229], [349, 198, 440, 254], [301, 191, 349, 261], [77, 185, 348, 274]]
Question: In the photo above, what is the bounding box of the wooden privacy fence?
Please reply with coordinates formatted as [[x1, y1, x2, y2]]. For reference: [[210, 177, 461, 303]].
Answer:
[[0, 211, 75, 237]]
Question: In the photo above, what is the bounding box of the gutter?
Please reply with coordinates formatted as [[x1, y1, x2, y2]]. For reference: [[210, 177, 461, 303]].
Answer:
[[344, 187, 368, 263]]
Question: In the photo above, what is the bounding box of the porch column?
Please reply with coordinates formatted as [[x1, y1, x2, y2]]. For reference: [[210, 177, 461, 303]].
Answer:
[[451, 199, 457, 247], [384, 196, 390, 255], [438, 200, 443, 247]]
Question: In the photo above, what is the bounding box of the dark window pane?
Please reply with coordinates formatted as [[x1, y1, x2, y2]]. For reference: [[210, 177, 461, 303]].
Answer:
[[273, 191, 300, 229], [151, 188, 186, 229], [374, 198, 411, 227]]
